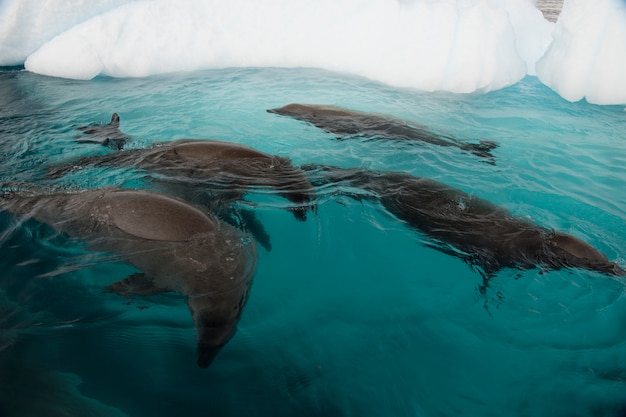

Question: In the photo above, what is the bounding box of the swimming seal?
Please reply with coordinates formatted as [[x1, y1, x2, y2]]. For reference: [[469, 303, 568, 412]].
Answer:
[[267, 104, 498, 162], [75, 113, 131, 150], [48, 139, 316, 222], [303, 165, 625, 279], [0, 186, 257, 368]]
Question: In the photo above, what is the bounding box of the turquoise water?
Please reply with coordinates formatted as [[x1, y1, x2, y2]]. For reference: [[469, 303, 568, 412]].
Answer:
[[1, 66, 626, 417]]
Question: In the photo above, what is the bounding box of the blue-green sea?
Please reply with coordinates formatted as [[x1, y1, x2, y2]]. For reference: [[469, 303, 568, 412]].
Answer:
[[1, 66, 625, 417]]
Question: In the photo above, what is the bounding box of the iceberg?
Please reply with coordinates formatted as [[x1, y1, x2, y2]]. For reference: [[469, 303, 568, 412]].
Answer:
[[0, 0, 135, 66], [20, 0, 531, 93], [0, 0, 625, 104], [536, 0, 626, 105]]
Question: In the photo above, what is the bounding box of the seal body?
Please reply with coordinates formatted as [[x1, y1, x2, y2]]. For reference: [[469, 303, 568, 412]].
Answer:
[[0, 187, 257, 367], [268, 104, 498, 161], [48, 139, 315, 221], [304, 165, 625, 278]]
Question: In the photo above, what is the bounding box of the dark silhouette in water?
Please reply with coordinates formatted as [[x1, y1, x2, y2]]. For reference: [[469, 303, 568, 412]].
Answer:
[[267, 104, 498, 162], [0, 186, 257, 368], [48, 139, 316, 223], [303, 164, 625, 279], [75, 113, 131, 150]]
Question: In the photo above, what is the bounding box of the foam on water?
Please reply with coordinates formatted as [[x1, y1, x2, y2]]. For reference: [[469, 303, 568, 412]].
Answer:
[[1, 0, 624, 104], [0, 66, 625, 416]]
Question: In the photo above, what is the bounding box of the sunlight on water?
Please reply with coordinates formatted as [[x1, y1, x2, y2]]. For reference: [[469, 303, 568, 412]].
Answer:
[[1, 67, 625, 417]]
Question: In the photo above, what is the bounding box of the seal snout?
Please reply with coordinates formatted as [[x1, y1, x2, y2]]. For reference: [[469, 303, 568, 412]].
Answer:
[[197, 345, 223, 368], [266, 104, 301, 116], [192, 315, 239, 368], [608, 262, 626, 277]]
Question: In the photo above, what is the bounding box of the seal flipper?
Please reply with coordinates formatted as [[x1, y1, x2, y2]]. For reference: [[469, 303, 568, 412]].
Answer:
[[238, 209, 272, 252], [105, 272, 170, 297], [74, 137, 125, 150], [220, 207, 272, 252]]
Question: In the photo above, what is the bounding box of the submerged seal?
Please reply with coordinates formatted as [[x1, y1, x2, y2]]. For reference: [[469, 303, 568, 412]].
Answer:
[[75, 113, 131, 150], [0, 186, 257, 368], [267, 103, 498, 161], [303, 165, 625, 279], [48, 139, 316, 222]]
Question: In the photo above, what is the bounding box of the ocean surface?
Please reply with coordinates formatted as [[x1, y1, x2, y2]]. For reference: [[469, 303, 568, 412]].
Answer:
[[1, 66, 625, 417]]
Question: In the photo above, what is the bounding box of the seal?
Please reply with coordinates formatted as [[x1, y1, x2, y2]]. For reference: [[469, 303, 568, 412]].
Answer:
[[303, 164, 625, 280], [0, 186, 257, 368], [75, 113, 131, 150], [267, 104, 498, 162], [48, 139, 316, 222]]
